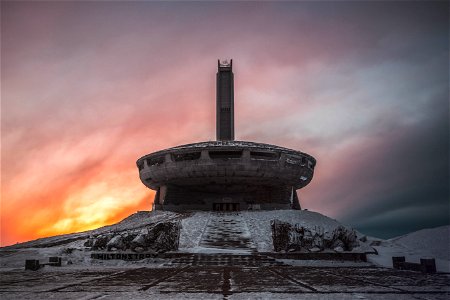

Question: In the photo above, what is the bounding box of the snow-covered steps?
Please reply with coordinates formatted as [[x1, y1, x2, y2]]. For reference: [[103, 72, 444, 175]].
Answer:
[[199, 212, 256, 252], [264, 251, 368, 262], [162, 253, 284, 267]]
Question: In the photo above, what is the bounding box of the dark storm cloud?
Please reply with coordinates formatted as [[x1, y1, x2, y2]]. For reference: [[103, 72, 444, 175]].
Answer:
[[339, 101, 449, 238]]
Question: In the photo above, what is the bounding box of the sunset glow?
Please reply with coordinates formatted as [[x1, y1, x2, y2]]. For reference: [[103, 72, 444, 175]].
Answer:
[[2, 1, 448, 246]]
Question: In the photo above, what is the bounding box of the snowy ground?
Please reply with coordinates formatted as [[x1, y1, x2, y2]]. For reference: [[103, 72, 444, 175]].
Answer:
[[4, 211, 182, 250], [367, 225, 450, 273], [242, 210, 369, 252], [2, 210, 449, 271], [180, 210, 374, 253], [1, 210, 449, 299]]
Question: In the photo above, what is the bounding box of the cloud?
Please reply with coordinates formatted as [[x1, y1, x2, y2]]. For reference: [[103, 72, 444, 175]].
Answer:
[[302, 103, 449, 238], [1, 1, 448, 245]]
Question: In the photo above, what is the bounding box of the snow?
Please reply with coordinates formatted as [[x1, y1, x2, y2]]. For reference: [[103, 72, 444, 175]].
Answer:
[[390, 225, 450, 261], [181, 247, 252, 254], [4, 211, 180, 249], [96, 210, 180, 233], [241, 210, 366, 252], [367, 225, 450, 273], [179, 210, 370, 253], [1, 213, 450, 300], [179, 212, 210, 249], [2, 210, 449, 274], [179, 211, 449, 273], [276, 259, 373, 267]]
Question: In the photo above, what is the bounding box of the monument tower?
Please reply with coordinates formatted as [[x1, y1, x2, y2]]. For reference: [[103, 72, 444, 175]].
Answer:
[[137, 60, 316, 211], [216, 59, 234, 141]]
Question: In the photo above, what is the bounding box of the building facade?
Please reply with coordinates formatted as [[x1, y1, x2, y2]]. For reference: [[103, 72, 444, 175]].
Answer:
[[137, 60, 316, 211]]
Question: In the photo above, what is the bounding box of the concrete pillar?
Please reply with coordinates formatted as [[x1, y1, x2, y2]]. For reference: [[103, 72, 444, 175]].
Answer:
[[200, 150, 210, 160], [279, 153, 287, 167], [242, 150, 250, 160], [165, 153, 173, 163], [159, 185, 167, 204]]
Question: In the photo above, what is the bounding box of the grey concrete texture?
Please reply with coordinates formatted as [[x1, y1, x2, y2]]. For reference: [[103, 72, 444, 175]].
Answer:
[[138, 141, 315, 190], [1, 264, 449, 299]]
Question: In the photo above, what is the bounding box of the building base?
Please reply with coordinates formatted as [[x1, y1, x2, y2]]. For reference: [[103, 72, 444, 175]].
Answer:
[[153, 184, 301, 211]]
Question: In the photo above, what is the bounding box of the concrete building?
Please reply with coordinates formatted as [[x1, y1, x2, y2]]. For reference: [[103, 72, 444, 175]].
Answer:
[[216, 60, 234, 141], [137, 60, 316, 211]]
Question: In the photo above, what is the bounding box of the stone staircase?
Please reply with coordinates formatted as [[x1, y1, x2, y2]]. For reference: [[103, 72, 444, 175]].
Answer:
[[164, 253, 284, 267], [199, 212, 256, 252]]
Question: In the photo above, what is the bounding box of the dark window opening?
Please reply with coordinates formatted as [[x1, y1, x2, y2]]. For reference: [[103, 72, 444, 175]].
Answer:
[[209, 150, 242, 159], [286, 156, 300, 164], [301, 157, 307, 165], [147, 156, 165, 167], [250, 151, 279, 160], [172, 152, 201, 162], [213, 203, 240, 211]]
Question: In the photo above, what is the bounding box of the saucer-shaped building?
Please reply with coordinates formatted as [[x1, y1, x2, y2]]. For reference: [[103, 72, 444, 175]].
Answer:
[[137, 60, 316, 211]]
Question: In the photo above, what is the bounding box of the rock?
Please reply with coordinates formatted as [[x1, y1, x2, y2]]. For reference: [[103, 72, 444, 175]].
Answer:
[[122, 232, 137, 249], [129, 222, 181, 253], [154, 221, 181, 252], [331, 226, 359, 251], [83, 239, 94, 247], [331, 239, 344, 249], [92, 234, 112, 250], [302, 228, 314, 249], [272, 221, 362, 253], [271, 220, 292, 252], [310, 225, 323, 237], [312, 235, 324, 250], [334, 246, 344, 252], [343, 229, 359, 250], [287, 242, 302, 252], [107, 234, 127, 251], [359, 235, 367, 242], [130, 233, 148, 251], [370, 240, 382, 246], [323, 231, 333, 248], [289, 227, 304, 246], [309, 247, 321, 253]]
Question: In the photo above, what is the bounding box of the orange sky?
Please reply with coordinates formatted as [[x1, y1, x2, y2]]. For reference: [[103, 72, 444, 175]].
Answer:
[[2, 1, 448, 245]]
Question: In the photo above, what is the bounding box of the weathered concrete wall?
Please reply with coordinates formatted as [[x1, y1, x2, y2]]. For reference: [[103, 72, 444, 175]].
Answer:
[[160, 203, 292, 212], [138, 141, 315, 191], [161, 185, 292, 205], [138, 141, 314, 211]]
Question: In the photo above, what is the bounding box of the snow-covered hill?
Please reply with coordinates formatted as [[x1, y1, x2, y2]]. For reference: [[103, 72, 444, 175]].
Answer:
[[4, 211, 182, 249], [4, 210, 363, 251], [1, 210, 448, 273], [367, 225, 450, 273], [390, 225, 449, 261]]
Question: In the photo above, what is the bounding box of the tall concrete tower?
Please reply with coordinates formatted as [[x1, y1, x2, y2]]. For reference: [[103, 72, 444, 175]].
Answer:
[[137, 60, 316, 212], [216, 59, 234, 141]]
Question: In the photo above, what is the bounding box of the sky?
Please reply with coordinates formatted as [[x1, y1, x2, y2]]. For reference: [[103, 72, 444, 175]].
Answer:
[[1, 1, 448, 246]]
